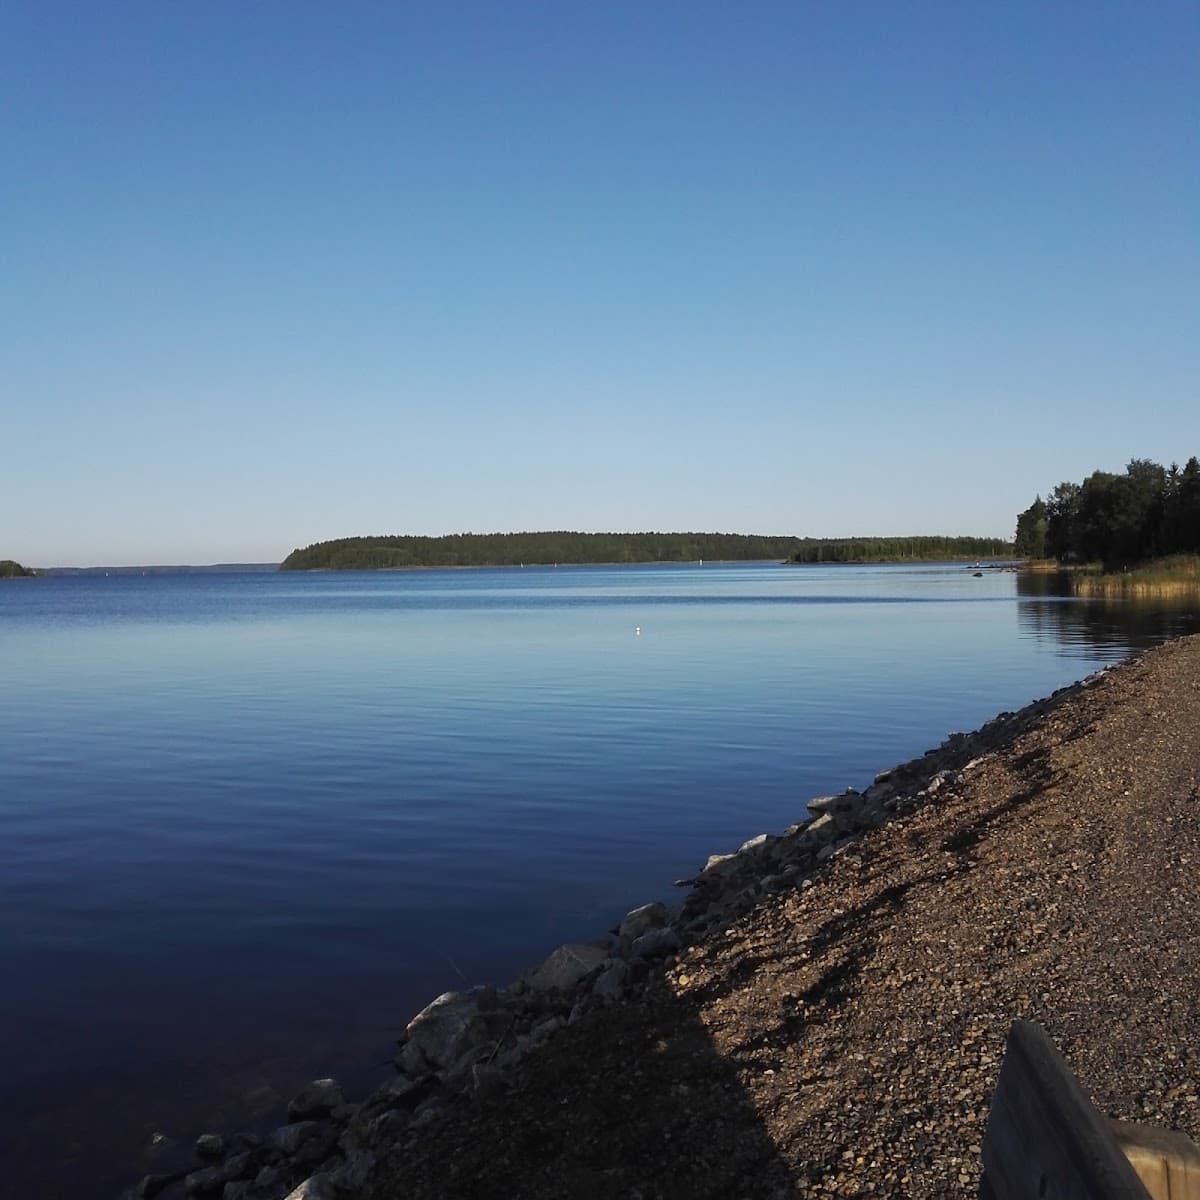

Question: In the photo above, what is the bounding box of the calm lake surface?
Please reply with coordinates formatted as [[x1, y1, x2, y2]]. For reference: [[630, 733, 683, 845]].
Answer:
[[2, 562, 1197, 1197]]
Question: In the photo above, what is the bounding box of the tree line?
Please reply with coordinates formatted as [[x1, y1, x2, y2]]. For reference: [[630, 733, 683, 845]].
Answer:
[[788, 536, 1011, 564], [1015, 457, 1200, 567], [281, 532, 1014, 571], [0, 560, 35, 578]]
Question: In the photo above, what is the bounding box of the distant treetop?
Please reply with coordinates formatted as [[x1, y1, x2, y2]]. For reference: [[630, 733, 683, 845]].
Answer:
[[0, 560, 36, 578]]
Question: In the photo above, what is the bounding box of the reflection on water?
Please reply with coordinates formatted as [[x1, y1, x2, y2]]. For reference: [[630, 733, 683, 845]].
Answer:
[[1017, 571, 1200, 657]]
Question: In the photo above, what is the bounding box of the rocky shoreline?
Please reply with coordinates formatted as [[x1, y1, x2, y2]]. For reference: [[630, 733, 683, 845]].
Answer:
[[121, 635, 1200, 1199]]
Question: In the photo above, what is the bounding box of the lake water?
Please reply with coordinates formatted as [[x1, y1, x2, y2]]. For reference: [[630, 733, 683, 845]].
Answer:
[[2, 563, 1196, 1197]]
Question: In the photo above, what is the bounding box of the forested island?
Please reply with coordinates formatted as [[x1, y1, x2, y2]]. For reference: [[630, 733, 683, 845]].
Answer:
[[280, 532, 1013, 571], [0, 560, 35, 578]]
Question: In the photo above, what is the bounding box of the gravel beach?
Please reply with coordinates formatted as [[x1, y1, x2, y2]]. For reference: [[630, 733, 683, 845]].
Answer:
[[360, 634, 1200, 1199]]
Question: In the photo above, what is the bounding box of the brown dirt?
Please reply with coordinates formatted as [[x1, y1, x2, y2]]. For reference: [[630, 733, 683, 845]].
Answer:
[[364, 634, 1200, 1199]]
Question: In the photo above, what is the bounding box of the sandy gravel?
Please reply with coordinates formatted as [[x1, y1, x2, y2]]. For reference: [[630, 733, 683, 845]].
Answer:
[[364, 635, 1200, 1199]]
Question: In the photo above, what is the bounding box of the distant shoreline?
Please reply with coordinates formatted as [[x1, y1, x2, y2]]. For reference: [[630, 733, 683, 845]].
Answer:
[[34, 563, 281, 576], [23, 557, 1020, 576], [285, 557, 1016, 572]]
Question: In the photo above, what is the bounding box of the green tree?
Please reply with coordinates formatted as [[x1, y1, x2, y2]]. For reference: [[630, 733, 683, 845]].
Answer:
[[1044, 482, 1081, 561], [1013, 497, 1047, 558]]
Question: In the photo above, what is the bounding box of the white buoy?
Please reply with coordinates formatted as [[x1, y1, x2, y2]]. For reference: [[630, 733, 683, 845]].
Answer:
[[635, 626, 641, 636]]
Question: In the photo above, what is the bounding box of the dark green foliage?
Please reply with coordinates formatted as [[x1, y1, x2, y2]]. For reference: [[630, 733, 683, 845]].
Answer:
[[788, 536, 1012, 564], [0, 560, 35, 577], [1044, 482, 1081, 562], [281, 532, 806, 570], [1031, 456, 1200, 569], [1013, 497, 1047, 559], [280, 532, 1014, 571]]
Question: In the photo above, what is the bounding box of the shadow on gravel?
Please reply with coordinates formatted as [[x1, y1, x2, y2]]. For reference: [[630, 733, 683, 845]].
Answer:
[[363, 983, 799, 1200], [941, 745, 1060, 860]]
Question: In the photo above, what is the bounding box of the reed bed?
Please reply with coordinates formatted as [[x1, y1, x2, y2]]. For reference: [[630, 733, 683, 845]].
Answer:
[[1071, 556, 1200, 599]]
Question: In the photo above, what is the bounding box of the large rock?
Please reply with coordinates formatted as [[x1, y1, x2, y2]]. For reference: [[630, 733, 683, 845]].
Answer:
[[396, 1037, 432, 1077], [804, 813, 838, 845], [287, 1078, 344, 1120], [618, 901, 668, 942], [183, 1165, 217, 1195], [364, 1073, 424, 1111], [524, 943, 608, 992], [404, 989, 491, 1069], [630, 926, 680, 960], [326, 1150, 376, 1192], [133, 1172, 189, 1199], [290, 1124, 339, 1167], [702, 852, 738, 875], [268, 1122, 319, 1156], [183, 1152, 254, 1195], [807, 790, 865, 831], [738, 833, 774, 854], [592, 959, 629, 1001], [283, 1176, 337, 1200], [194, 1134, 225, 1161]]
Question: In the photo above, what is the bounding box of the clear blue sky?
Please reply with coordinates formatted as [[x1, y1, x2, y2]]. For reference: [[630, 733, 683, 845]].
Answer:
[[4, 2, 1197, 565]]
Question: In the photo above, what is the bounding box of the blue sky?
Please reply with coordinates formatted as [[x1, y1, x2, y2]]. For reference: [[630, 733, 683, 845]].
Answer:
[[4, 2, 1197, 565]]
